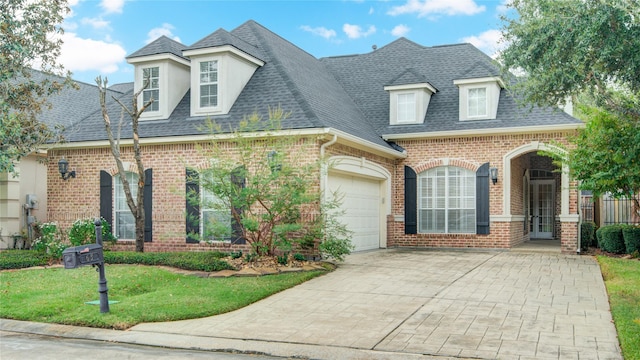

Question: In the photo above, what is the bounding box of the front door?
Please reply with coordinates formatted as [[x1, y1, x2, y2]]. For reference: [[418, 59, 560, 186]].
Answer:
[[530, 180, 554, 239]]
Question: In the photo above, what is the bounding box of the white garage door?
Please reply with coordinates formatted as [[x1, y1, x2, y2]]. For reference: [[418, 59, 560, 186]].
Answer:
[[328, 173, 381, 252]]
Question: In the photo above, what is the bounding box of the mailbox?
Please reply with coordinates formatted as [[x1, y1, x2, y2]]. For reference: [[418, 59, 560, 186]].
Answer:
[[63, 244, 104, 269]]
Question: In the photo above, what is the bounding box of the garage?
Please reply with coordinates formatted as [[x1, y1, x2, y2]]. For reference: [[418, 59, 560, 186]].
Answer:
[[327, 172, 382, 252]]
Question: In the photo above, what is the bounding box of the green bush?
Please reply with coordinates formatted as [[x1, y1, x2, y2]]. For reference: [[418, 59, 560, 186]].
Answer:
[[31, 222, 67, 259], [103, 251, 235, 272], [580, 222, 597, 249], [622, 225, 640, 254], [596, 226, 605, 248], [599, 225, 626, 254], [0, 250, 50, 270], [68, 218, 117, 246], [293, 253, 306, 261]]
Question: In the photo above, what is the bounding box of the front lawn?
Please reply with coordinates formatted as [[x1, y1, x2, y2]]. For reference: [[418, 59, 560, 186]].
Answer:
[[597, 256, 640, 359], [0, 264, 324, 329]]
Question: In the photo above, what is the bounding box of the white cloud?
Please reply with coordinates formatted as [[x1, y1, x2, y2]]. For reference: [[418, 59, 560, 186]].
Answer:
[[388, 0, 486, 17], [343, 24, 376, 39], [497, 0, 512, 14], [146, 23, 181, 44], [300, 25, 337, 39], [461, 29, 504, 58], [101, 0, 125, 14], [391, 24, 411, 37], [369, 7, 374, 15], [81, 17, 110, 30], [59, 32, 127, 74]]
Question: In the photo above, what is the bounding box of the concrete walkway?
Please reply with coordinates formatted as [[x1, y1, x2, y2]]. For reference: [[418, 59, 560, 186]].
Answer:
[[1, 249, 622, 359]]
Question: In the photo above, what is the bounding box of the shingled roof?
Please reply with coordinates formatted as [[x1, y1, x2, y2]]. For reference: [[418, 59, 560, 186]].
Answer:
[[126, 36, 188, 60], [62, 20, 581, 148]]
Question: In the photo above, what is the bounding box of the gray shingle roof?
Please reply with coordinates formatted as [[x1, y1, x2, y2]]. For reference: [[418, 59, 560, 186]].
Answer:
[[126, 36, 188, 60], [321, 40, 582, 137], [62, 20, 581, 148], [185, 28, 265, 62]]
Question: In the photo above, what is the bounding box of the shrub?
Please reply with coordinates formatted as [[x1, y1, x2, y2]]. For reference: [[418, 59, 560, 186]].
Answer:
[[277, 253, 289, 265], [599, 225, 626, 254], [0, 250, 50, 270], [31, 222, 67, 259], [293, 253, 306, 261], [103, 251, 235, 271], [622, 225, 640, 254], [580, 222, 596, 250], [596, 226, 605, 248], [68, 218, 117, 246]]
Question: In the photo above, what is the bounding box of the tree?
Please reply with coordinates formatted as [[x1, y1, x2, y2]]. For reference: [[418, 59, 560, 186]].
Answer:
[[500, 0, 640, 218], [188, 106, 352, 260], [96, 76, 152, 252], [0, 0, 74, 175]]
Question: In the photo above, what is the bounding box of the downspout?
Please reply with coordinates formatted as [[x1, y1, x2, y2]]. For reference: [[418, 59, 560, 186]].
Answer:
[[320, 134, 338, 202], [577, 183, 582, 255]]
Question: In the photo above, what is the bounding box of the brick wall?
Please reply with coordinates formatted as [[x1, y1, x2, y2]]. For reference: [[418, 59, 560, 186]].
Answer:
[[389, 131, 579, 251]]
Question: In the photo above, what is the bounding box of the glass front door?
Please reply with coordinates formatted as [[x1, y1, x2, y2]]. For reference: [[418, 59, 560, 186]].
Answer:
[[530, 180, 554, 239]]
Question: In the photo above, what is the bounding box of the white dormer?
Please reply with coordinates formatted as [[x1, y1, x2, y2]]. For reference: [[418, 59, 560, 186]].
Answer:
[[384, 83, 437, 125], [453, 77, 504, 121], [183, 45, 264, 117]]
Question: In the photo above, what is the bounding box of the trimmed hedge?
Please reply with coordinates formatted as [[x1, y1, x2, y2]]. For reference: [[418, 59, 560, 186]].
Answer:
[[622, 225, 640, 254], [1, 250, 236, 272], [103, 251, 236, 272], [0, 250, 50, 270], [599, 225, 626, 254], [580, 222, 597, 249], [596, 226, 605, 248]]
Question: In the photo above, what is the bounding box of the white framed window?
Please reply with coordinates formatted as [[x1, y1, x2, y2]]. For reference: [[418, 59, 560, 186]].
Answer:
[[467, 87, 487, 117], [397, 93, 416, 123], [200, 171, 231, 242], [418, 166, 476, 234], [114, 172, 137, 239], [199, 60, 218, 108], [142, 67, 159, 112]]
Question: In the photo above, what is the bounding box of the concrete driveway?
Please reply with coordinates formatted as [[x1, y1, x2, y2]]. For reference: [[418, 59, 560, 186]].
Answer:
[[132, 249, 621, 359]]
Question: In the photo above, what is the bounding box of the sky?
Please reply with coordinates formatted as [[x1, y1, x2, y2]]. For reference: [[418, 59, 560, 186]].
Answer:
[[59, 0, 513, 86]]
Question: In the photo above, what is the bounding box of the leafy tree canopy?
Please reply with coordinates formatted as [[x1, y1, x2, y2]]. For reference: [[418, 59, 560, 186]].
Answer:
[[500, 0, 640, 117], [0, 0, 73, 175], [501, 0, 640, 216]]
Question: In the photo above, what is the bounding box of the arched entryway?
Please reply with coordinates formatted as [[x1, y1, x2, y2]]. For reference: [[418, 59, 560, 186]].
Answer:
[[500, 142, 579, 252]]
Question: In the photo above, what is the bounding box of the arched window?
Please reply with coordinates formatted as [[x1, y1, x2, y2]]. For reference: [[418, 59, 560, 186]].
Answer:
[[114, 172, 137, 239], [418, 166, 476, 233]]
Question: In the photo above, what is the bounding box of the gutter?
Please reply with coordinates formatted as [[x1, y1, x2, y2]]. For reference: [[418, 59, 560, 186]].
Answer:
[[382, 123, 584, 141]]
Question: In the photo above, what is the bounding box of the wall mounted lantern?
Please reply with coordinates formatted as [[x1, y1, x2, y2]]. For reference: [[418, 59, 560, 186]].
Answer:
[[58, 158, 76, 180], [490, 167, 498, 185]]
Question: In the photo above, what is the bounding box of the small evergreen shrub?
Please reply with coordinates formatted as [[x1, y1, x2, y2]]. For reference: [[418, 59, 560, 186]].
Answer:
[[293, 253, 306, 261], [596, 226, 605, 248], [599, 225, 626, 254], [68, 218, 116, 246], [622, 225, 640, 254], [0, 250, 50, 270], [103, 251, 235, 271], [580, 222, 596, 250], [277, 253, 289, 265]]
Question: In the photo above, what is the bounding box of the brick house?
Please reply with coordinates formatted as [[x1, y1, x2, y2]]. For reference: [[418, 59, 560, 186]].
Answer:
[[46, 20, 583, 254]]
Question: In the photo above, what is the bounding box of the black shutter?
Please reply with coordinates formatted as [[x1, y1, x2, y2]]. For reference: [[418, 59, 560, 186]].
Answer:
[[230, 167, 246, 244], [185, 168, 200, 243], [404, 166, 417, 234], [476, 162, 490, 235], [99, 170, 113, 231], [143, 169, 153, 242]]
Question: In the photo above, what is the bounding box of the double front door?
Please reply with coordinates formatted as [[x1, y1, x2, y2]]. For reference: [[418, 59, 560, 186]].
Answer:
[[530, 180, 554, 239]]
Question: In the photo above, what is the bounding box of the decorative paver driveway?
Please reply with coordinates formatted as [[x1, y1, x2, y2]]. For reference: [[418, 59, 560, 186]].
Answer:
[[133, 249, 621, 359]]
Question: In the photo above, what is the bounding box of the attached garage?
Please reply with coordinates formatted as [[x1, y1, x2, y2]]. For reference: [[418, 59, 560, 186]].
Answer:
[[327, 172, 383, 252]]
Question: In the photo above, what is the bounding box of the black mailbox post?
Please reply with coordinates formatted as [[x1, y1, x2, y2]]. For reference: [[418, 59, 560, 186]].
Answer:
[[62, 219, 110, 313]]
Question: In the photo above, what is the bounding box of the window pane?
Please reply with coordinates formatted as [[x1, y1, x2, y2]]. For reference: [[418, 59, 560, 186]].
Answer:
[[468, 88, 487, 117], [397, 93, 415, 123], [418, 166, 476, 234], [115, 172, 138, 239], [200, 171, 231, 242]]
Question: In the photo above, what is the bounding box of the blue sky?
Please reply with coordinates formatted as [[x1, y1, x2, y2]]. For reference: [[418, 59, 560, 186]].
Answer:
[[60, 0, 511, 86]]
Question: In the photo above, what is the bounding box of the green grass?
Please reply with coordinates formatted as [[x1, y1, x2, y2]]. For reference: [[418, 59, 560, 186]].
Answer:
[[0, 264, 325, 329], [597, 256, 640, 359]]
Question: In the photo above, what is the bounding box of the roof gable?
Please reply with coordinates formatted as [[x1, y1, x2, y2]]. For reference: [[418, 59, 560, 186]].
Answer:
[[126, 36, 187, 60]]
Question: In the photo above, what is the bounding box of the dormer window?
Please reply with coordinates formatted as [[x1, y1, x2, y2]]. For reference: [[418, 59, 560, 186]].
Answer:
[[199, 60, 218, 108], [468, 87, 487, 118], [454, 77, 504, 121], [397, 93, 416, 123], [384, 83, 437, 125], [142, 67, 160, 112]]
